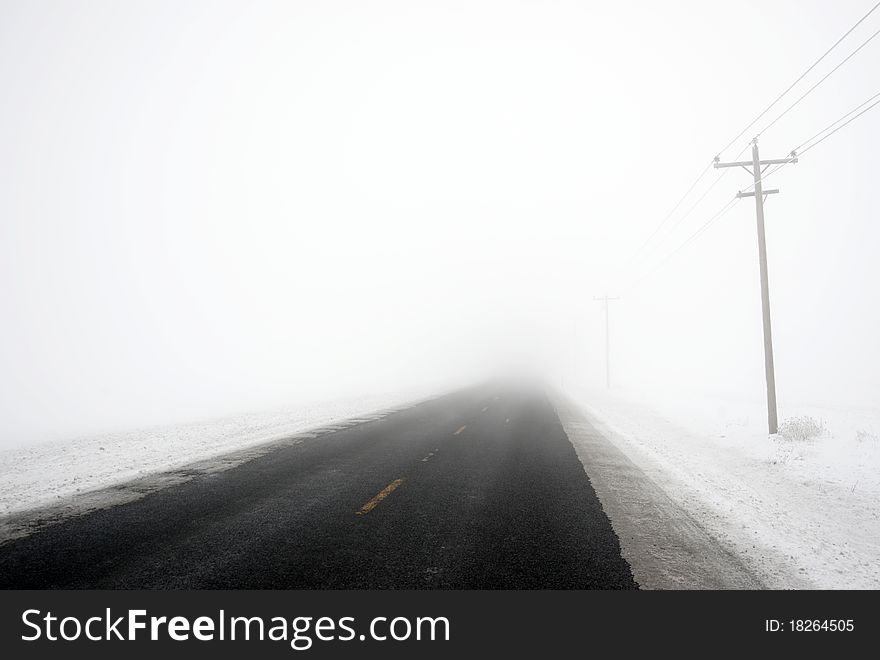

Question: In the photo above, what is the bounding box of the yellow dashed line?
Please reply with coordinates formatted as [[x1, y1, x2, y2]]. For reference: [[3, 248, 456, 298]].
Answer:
[[356, 478, 404, 515], [453, 425, 466, 436]]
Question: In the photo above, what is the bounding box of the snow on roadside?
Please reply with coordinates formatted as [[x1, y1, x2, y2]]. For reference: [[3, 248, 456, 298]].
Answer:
[[0, 390, 435, 518], [564, 385, 880, 589]]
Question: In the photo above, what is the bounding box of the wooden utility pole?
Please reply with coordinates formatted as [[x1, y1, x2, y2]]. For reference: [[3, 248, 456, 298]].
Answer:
[[714, 138, 797, 434], [593, 295, 619, 389]]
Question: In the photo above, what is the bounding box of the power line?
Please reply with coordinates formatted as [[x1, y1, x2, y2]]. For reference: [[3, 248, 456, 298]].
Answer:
[[613, 3, 880, 295], [799, 94, 880, 155], [654, 158, 736, 248], [628, 142, 749, 269], [608, 160, 714, 289], [793, 90, 880, 152], [717, 0, 880, 158], [757, 25, 880, 136], [617, 83, 879, 296], [617, 3, 880, 283], [734, 89, 880, 196], [622, 196, 741, 294], [630, 160, 714, 259]]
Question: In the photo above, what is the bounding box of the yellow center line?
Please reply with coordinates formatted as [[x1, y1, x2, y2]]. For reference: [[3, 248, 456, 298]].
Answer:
[[356, 478, 404, 515], [453, 425, 466, 435]]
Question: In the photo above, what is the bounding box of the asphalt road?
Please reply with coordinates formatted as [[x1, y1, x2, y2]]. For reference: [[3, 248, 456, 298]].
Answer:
[[0, 385, 638, 589]]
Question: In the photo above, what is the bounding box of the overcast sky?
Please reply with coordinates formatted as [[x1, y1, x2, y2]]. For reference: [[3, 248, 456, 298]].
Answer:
[[1, 0, 878, 447]]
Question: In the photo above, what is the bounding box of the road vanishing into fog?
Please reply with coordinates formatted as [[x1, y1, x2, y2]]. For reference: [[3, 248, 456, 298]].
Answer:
[[0, 386, 638, 589]]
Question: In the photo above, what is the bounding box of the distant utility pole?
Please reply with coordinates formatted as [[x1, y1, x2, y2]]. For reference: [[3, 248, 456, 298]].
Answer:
[[714, 137, 797, 434], [593, 294, 619, 389]]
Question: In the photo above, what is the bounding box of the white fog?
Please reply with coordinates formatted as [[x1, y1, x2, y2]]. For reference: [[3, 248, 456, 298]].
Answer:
[[1, 1, 878, 447]]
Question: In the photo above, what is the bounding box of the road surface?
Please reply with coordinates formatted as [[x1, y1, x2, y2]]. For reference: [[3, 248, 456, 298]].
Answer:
[[0, 385, 638, 589]]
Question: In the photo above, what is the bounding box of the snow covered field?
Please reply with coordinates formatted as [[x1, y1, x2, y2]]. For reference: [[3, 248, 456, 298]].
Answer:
[[0, 390, 435, 518], [566, 385, 880, 589]]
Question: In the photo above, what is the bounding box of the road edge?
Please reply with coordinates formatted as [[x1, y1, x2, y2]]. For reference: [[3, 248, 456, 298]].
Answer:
[[551, 391, 766, 590]]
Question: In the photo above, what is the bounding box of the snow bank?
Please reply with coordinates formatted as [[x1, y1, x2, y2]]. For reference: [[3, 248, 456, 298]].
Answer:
[[564, 385, 880, 589], [0, 390, 435, 517]]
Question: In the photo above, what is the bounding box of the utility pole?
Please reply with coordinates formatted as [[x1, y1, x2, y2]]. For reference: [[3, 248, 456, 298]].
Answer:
[[593, 294, 619, 389], [714, 137, 797, 434]]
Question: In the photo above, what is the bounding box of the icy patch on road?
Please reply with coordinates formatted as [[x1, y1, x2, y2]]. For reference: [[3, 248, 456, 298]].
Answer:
[[564, 385, 880, 589], [0, 391, 435, 517]]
